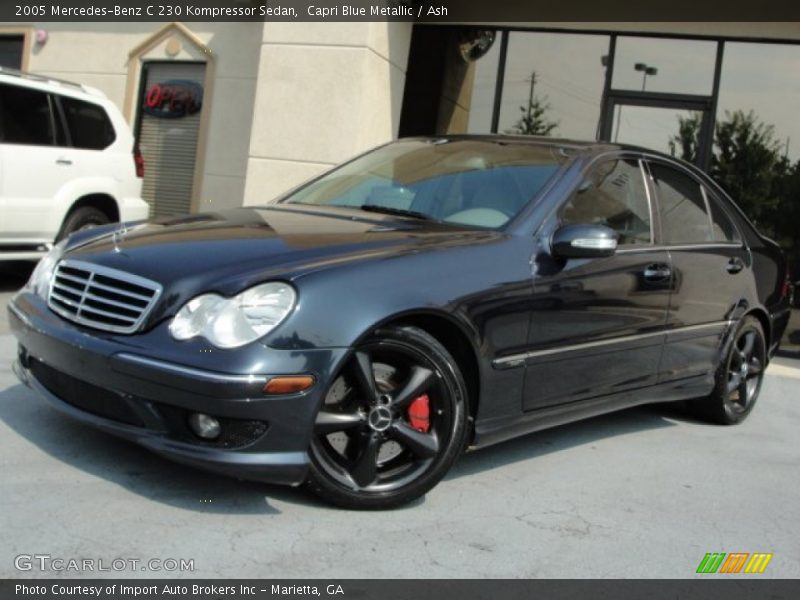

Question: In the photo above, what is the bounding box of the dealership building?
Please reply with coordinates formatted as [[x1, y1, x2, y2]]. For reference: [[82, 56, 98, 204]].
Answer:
[[1, 21, 799, 218]]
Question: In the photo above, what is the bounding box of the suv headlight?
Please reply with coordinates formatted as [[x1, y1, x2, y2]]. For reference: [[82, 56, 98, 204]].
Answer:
[[25, 240, 67, 299], [169, 282, 297, 349]]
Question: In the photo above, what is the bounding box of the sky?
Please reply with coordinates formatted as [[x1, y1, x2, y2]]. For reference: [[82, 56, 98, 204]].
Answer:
[[468, 32, 800, 161]]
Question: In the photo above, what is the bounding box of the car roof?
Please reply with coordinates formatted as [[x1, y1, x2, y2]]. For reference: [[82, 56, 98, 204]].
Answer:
[[398, 134, 689, 165]]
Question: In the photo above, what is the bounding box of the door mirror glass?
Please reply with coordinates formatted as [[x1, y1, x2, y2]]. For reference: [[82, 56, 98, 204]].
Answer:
[[552, 223, 618, 259]]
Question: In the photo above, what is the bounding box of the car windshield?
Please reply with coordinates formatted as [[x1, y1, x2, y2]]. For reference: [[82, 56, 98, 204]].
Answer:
[[281, 139, 568, 229]]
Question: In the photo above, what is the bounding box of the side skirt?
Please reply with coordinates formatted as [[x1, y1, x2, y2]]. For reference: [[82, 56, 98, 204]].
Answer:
[[471, 373, 713, 449]]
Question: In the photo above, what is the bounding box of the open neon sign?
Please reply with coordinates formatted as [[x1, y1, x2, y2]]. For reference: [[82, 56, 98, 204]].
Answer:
[[143, 80, 203, 118]]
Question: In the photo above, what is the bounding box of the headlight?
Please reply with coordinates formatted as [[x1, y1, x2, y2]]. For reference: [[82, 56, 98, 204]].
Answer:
[[169, 282, 296, 349], [26, 240, 67, 299]]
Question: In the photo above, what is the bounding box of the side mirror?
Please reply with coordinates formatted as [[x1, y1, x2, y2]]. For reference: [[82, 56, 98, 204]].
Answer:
[[551, 223, 618, 259]]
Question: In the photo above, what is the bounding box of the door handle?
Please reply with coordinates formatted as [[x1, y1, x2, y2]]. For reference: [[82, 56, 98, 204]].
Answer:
[[55, 158, 72, 166], [727, 257, 745, 274], [643, 264, 671, 281]]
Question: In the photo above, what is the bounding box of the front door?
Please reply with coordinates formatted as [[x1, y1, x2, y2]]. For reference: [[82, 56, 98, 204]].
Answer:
[[523, 156, 672, 410]]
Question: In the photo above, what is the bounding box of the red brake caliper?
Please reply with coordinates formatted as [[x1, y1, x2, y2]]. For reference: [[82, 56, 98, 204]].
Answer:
[[407, 394, 431, 432]]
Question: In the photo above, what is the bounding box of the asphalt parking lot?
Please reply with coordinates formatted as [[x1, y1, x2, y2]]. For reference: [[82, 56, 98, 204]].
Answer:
[[1, 262, 799, 579]]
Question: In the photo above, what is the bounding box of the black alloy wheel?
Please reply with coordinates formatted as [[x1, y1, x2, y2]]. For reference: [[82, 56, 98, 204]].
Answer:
[[306, 325, 468, 509], [694, 316, 766, 425]]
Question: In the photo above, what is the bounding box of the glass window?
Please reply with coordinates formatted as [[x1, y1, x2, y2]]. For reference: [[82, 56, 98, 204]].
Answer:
[[650, 162, 712, 244], [717, 42, 800, 164], [466, 38, 501, 133], [489, 31, 609, 139], [611, 36, 717, 95], [0, 83, 54, 146], [560, 159, 652, 245], [59, 96, 115, 150], [705, 189, 740, 243], [0, 35, 23, 69], [613, 105, 702, 156], [284, 139, 566, 229]]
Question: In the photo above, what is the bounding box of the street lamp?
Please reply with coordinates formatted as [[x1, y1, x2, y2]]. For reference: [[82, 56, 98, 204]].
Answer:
[[634, 62, 658, 91]]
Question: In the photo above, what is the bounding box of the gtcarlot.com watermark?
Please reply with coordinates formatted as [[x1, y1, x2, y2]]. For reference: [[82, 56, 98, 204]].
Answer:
[[14, 554, 195, 573]]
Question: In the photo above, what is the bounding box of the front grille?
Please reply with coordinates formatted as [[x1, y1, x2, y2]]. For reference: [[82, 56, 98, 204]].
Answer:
[[30, 358, 145, 427], [47, 259, 162, 334]]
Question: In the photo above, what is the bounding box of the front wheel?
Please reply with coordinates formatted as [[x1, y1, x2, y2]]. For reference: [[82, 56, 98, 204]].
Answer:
[[306, 325, 469, 509], [691, 316, 766, 425]]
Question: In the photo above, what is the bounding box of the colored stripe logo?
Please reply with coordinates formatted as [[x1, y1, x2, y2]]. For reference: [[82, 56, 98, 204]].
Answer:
[[696, 553, 773, 574]]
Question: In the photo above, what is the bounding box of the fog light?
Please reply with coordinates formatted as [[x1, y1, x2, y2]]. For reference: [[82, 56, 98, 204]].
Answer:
[[188, 413, 221, 440]]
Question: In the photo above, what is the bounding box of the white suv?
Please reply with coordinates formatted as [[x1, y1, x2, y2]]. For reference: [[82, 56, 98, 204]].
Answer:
[[0, 67, 149, 260]]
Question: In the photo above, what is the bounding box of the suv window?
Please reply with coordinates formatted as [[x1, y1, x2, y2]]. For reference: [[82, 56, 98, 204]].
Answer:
[[650, 162, 712, 244], [559, 158, 652, 245], [59, 96, 116, 149], [0, 83, 54, 146]]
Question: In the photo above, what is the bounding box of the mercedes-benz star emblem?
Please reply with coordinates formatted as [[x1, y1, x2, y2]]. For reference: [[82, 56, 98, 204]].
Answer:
[[111, 225, 128, 253], [368, 406, 393, 432]]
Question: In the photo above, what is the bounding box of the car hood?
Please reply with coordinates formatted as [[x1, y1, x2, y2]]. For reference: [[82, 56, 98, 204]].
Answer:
[[64, 205, 501, 297]]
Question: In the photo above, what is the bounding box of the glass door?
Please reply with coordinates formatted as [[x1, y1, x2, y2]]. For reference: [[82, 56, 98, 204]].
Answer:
[[600, 94, 714, 168]]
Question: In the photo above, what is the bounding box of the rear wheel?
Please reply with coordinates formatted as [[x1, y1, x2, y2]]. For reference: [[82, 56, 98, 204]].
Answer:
[[692, 316, 766, 425], [57, 206, 111, 240], [306, 325, 468, 509]]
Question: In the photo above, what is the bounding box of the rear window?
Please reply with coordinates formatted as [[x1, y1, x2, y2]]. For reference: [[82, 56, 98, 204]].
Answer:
[[650, 162, 712, 244], [59, 96, 116, 150]]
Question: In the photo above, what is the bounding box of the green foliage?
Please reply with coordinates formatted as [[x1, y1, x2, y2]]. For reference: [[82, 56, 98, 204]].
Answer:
[[506, 97, 558, 137], [713, 110, 782, 226], [668, 112, 702, 165]]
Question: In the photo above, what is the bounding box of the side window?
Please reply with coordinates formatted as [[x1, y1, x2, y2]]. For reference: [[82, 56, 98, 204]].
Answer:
[[559, 158, 652, 245], [0, 83, 54, 146], [650, 163, 712, 244], [59, 96, 116, 150], [705, 188, 740, 243]]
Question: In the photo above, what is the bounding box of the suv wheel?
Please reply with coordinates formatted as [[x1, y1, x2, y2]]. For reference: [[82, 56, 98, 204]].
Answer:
[[57, 207, 111, 240]]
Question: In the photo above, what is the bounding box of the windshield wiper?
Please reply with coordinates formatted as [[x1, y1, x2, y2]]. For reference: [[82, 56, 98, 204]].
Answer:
[[358, 204, 434, 221]]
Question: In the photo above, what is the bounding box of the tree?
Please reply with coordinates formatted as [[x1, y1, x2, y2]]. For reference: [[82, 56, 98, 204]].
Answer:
[[713, 110, 783, 226], [668, 112, 702, 164], [669, 110, 784, 228], [506, 97, 558, 136]]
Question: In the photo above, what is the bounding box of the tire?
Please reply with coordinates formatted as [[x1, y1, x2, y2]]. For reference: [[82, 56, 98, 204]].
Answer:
[[57, 206, 111, 241], [306, 325, 469, 509], [691, 316, 766, 425]]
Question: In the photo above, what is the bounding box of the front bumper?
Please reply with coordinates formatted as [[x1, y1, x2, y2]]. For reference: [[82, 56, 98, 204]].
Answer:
[[8, 294, 349, 486]]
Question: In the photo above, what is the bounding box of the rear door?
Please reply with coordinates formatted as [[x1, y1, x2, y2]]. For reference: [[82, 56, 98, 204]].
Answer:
[[522, 155, 671, 410], [645, 158, 748, 382]]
